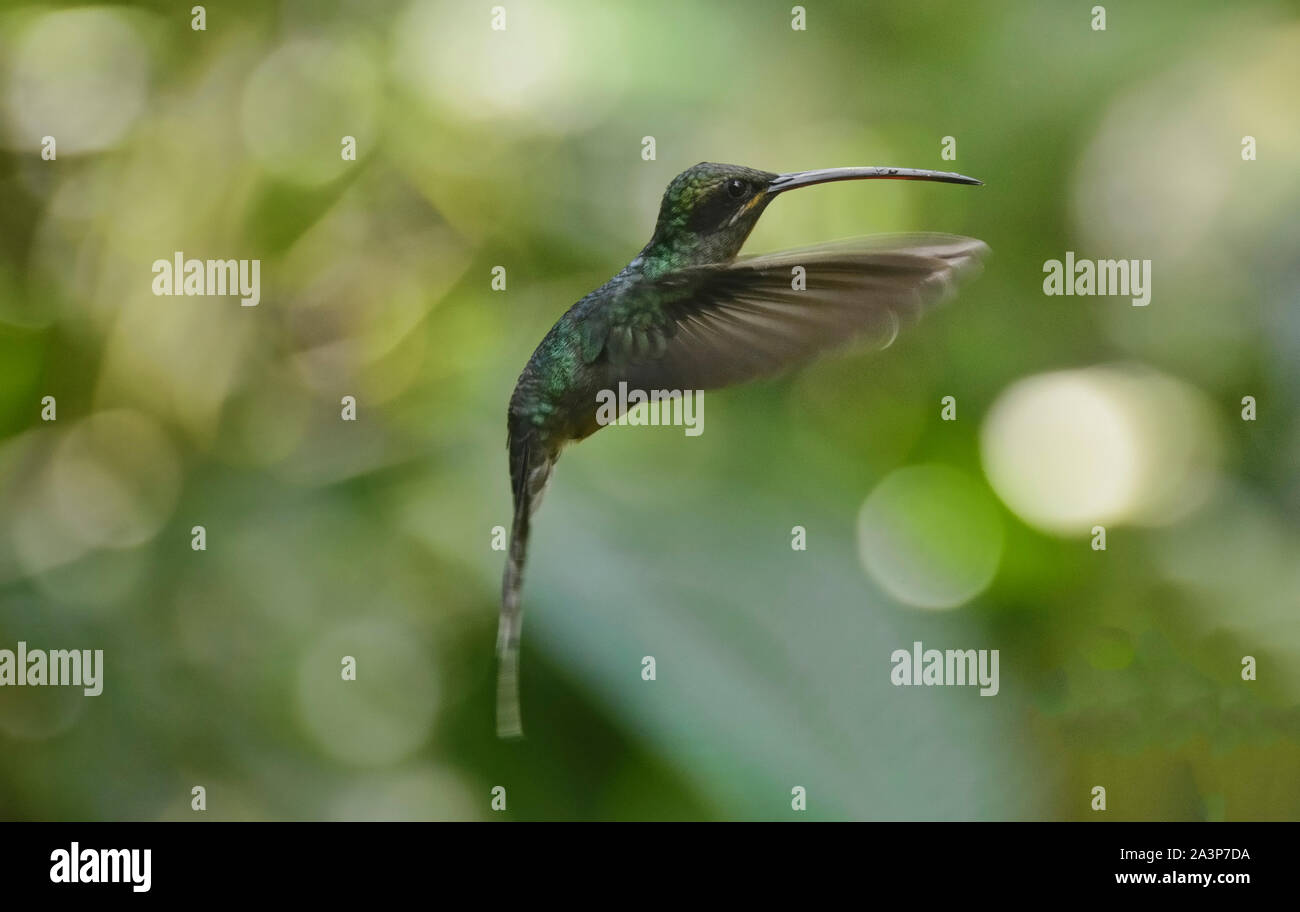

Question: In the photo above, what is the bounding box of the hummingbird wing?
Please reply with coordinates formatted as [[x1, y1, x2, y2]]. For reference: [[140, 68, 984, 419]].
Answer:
[[594, 233, 987, 391]]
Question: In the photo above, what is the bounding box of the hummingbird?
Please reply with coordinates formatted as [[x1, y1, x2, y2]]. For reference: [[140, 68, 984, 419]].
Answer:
[[498, 162, 987, 738]]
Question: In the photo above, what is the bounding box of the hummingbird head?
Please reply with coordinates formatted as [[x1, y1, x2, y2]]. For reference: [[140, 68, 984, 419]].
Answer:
[[640, 161, 983, 273], [643, 162, 779, 271]]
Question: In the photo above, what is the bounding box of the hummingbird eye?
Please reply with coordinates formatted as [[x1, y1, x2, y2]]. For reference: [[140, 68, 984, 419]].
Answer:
[[724, 178, 748, 199]]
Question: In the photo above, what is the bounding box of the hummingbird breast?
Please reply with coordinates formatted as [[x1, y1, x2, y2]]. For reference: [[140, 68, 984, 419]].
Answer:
[[509, 318, 603, 449]]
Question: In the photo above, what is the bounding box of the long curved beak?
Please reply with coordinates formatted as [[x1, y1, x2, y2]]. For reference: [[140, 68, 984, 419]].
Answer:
[[767, 166, 982, 194]]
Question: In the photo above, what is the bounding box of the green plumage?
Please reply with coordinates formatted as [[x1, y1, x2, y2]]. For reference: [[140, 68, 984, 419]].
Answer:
[[498, 161, 987, 738]]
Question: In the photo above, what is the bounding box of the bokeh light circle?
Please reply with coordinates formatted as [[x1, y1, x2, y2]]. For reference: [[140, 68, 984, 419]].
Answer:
[[980, 366, 1220, 535], [49, 410, 182, 551], [857, 464, 1004, 610], [981, 372, 1139, 532], [241, 39, 379, 185], [2, 7, 150, 154], [296, 620, 438, 767]]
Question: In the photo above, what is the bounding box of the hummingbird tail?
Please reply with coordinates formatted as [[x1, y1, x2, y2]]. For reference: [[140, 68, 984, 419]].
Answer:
[[497, 428, 553, 740], [496, 503, 528, 740]]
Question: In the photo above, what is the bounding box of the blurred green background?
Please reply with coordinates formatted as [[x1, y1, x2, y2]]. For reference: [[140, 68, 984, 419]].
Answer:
[[1, 0, 1298, 821]]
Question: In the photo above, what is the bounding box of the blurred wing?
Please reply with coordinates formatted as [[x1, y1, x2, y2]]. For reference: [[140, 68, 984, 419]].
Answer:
[[595, 234, 987, 391]]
